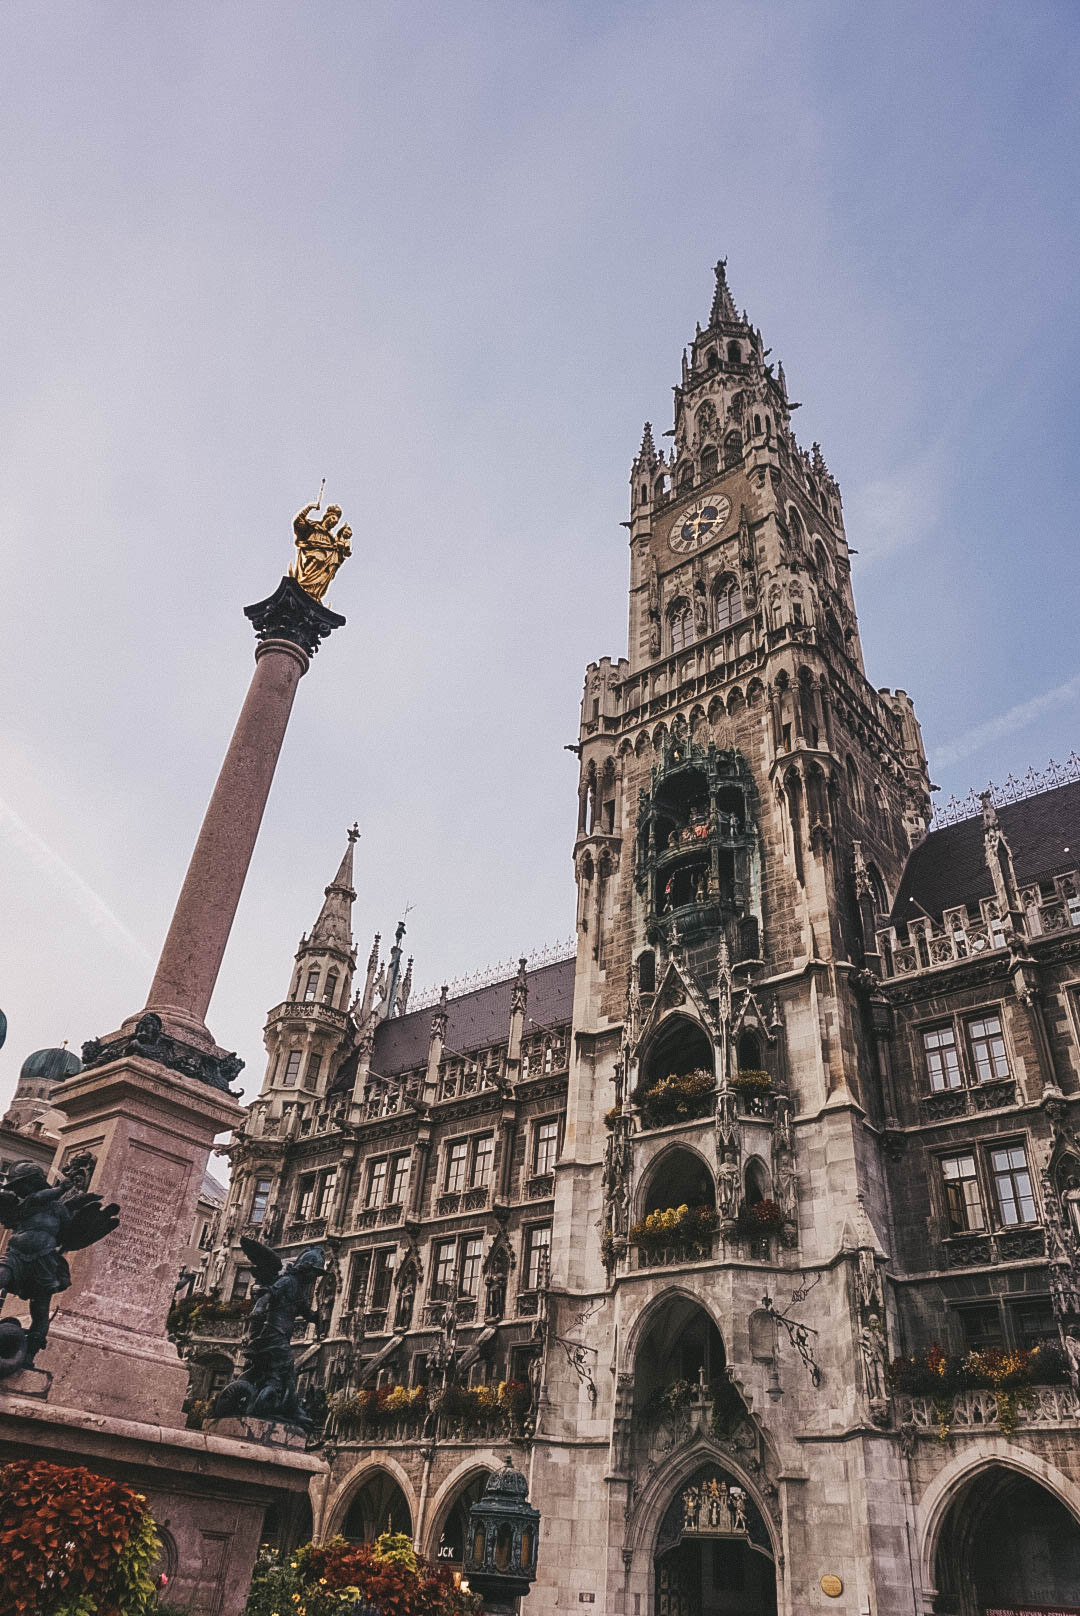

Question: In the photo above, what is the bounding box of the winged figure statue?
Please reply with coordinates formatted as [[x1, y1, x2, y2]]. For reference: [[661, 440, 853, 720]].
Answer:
[[214, 1236, 325, 1426], [0, 1159, 120, 1375]]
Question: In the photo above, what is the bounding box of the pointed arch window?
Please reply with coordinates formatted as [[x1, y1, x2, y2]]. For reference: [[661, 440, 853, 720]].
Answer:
[[713, 574, 742, 630], [669, 598, 694, 653], [700, 444, 718, 479], [723, 431, 742, 469]]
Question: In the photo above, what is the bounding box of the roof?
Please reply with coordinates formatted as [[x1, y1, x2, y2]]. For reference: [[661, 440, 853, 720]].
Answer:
[[891, 780, 1080, 922], [368, 956, 576, 1080], [200, 1165, 228, 1205]]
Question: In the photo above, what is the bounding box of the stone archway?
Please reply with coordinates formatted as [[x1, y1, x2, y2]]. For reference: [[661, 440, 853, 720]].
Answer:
[[652, 1461, 777, 1616], [427, 1467, 495, 1571], [930, 1459, 1080, 1614], [328, 1464, 414, 1545]]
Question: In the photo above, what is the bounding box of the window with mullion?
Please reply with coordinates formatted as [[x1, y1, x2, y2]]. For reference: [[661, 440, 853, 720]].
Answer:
[[535, 1119, 559, 1177], [367, 1157, 388, 1207], [446, 1141, 469, 1192], [371, 1248, 395, 1310], [315, 1169, 337, 1219], [989, 1144, 1037, 1226], [432, 1238, 456, 1297], [250, 1177, 273, 1225], [296, 1173, 317, 1221], [939, 1152, 985, 1233], [966, 1014, 1010, 1083], [923, 1025, 962, 1091], [471, 1135, 495, 1189], [388, 1153, 410, 1206], [460, 1235, 483, 1297], [524, 1223, 551, 1291]]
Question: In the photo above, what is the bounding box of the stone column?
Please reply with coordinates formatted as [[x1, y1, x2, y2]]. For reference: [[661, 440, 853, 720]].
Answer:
[[144, 577, 346, 1052], [38, 574, 346, 1426]]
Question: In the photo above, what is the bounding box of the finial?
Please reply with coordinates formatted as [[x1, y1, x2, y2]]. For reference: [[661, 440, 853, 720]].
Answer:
[[348, 822, 360, 844], [709, 258, 738, 326]]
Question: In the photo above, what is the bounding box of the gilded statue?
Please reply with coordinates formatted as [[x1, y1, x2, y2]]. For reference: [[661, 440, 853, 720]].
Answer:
[[290, 499, 352, 603]]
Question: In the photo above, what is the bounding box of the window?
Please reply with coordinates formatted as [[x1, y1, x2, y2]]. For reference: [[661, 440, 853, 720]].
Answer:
[[433, 1239, 456, 1296], [371, 1248, 395, 1310], [304, 969, 320, 1002], [367, 1157, 388, 1207], [305, 1052, 322, 1087], [958, 1303, 1003, 1353], [967, 1014, 1010, 1083], [727, 341, 742, 365], [296, 1173, 317, 1220], [700, 444, 718, 479], [388, 1153, 410, 1206], [411, 1352, 428, 1387], [923, 1026, 961, 1091], [323, 970, 339, 1006], [1011, 1297, 1056, 1350], [524, 1224, 552, 1291], [198, 1219, 214, 1250], [940, 1153, 985, 1233], [471, 1136, 495, 1189], [460, 1235, 483, 1297], [714, 575, 742, 630], [250, 1177, 272, 1226], [315, 1169, 337, 1219], [347, 1250, 372, 1309], [990, 1144, 1037, 1226], [723, 431, 742, 469], [535, 1120, 559, 1177], [670, 600, 693, 654], [282, 1050, 302, 1086], [231, 1267, 252, 1301], [446, 1141, 469, 1192]]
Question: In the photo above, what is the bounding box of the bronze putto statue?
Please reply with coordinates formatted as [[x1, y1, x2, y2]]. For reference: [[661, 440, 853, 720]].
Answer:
[[214, 1236, 325, 1426]]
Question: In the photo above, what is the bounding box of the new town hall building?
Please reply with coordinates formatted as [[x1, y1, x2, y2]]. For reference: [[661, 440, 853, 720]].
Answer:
[[184, 264, 1080, 1615]]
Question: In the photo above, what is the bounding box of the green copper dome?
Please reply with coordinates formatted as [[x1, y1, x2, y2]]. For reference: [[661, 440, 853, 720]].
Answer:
[[19, 1047, 81, 1085]]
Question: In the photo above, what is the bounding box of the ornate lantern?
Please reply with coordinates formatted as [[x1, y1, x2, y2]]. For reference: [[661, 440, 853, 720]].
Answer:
[[464, 1455, 540, 1613]]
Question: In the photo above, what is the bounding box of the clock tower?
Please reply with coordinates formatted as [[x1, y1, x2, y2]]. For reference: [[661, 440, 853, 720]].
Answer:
[[539, 260, 934, 1615]]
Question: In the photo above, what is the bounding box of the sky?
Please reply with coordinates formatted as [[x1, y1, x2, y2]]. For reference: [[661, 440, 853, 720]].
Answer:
[[1, 1, 1078, 1108]]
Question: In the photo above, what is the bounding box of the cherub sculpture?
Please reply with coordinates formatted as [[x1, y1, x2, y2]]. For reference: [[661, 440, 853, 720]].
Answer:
[[290, 501, 352, 603], [214, 1237, 325, 1426], [0, 1159, 119, 1375]]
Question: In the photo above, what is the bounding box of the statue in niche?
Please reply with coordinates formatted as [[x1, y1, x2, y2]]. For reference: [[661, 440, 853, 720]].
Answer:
[[860, 1313, 888, 1407], [718, 1149, 741, 1223], [290, 500, 352, 602], [214, 1238, 325, 1426], [0, 1159, 120, 1375]]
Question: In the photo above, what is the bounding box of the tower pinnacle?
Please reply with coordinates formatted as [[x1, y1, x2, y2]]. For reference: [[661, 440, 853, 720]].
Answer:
[[708, 258, 738, 327], [309, 827, 359, 951]]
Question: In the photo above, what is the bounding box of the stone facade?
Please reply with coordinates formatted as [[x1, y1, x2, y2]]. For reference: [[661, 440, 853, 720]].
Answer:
[[188, 265, 1080, 1615]]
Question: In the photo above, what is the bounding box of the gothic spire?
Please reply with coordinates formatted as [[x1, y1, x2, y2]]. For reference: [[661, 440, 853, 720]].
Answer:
[[708, 258, 738, 327], [635, 421, 658, 470], [309, 823, 359, 952]]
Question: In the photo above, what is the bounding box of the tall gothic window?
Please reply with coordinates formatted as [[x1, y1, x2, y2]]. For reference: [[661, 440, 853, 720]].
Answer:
[[713, 574, 742, 630], [723, 431, 742, 468], [700, 444, 718, 479], [669, 599, 693, 653]]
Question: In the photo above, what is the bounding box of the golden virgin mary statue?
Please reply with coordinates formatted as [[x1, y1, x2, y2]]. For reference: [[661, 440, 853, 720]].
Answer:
[[290, 502, 352, 602]]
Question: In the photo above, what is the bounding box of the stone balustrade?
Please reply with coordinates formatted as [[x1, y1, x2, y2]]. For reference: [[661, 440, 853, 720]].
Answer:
[[895, 1382, 1080, 1434]]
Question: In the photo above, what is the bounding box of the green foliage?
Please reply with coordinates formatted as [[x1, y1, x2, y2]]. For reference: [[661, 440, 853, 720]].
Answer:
[[636, 1070, 713, 1130], [0, 1459, 160, 1616], [735, 1198, 784, 1237], [245, 1537, 482, 1616], [729, 1069, 772, 1094], [167, 1294, 252, 1338]]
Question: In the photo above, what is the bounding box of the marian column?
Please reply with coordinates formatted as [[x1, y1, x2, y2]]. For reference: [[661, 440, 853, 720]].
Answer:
[[37, 505, 351, 1426]]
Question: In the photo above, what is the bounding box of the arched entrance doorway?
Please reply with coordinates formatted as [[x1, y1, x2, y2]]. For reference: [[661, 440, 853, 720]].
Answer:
[[341, 1471, 412, 1543], [934, 1465, 1080, 1614], [654, 1464, 776, 1616], [432, 1471, 493, 1570]]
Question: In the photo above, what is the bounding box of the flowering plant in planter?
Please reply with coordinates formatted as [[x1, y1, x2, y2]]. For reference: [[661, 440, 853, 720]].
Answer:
[[245, 1532, 482, 1616], [885, 1342, 1066, 1437], [729, 1069, 772, 1095], [735, 1198, 784, 1238], [0, 1459, 160, 1616], [636, 1070, 714, 1129], [629, 1203, 718, 1249], [327, 1383, 428, 1431], [167, 1293, 253, 1337]]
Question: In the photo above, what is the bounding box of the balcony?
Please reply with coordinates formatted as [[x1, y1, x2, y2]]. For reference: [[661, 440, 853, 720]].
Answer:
[[284, 1216, 328, 1244], [526, 1173, 555, 1200], [895, 1383, 1080, 1438], [636, 1237, 716, 1270]]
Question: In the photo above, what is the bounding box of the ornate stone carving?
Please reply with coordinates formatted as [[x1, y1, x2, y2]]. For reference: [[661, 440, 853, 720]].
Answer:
[[82, 1011, 243, 1094]]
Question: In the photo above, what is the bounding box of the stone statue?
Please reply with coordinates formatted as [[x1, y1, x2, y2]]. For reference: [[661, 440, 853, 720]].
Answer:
[[718, 1150, 742, 1222], [290, 502, 352, 603], [1065, 1331, 1080, 1392], [0, 1160, 119, 1375], [731, 1488, 748, 1533], [214, 1238, 325, 1426], [860, 1313, 888, 1405]]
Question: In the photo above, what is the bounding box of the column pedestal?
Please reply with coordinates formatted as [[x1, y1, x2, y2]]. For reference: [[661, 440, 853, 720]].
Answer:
[[42, 1054, 243, 1426]]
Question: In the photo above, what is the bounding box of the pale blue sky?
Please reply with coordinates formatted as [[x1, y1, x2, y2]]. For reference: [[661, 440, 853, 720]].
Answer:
[[2, 2, 1078, 1102]]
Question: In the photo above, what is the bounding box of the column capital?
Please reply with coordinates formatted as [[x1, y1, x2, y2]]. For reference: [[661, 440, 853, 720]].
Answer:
[[245, 575, 346, 659]]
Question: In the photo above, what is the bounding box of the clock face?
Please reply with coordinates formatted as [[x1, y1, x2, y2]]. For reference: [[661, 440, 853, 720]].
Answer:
[[669, 494, 732, 553]]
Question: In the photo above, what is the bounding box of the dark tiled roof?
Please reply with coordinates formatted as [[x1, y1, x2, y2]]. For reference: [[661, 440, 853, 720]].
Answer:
[[891, 781, 1080, 922], [368, 956, 576, 1080]]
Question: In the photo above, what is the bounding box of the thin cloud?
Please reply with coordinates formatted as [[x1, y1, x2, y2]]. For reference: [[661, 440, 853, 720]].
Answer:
[[0, 798, 154, 972], [931, 674, 1080, 771]]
